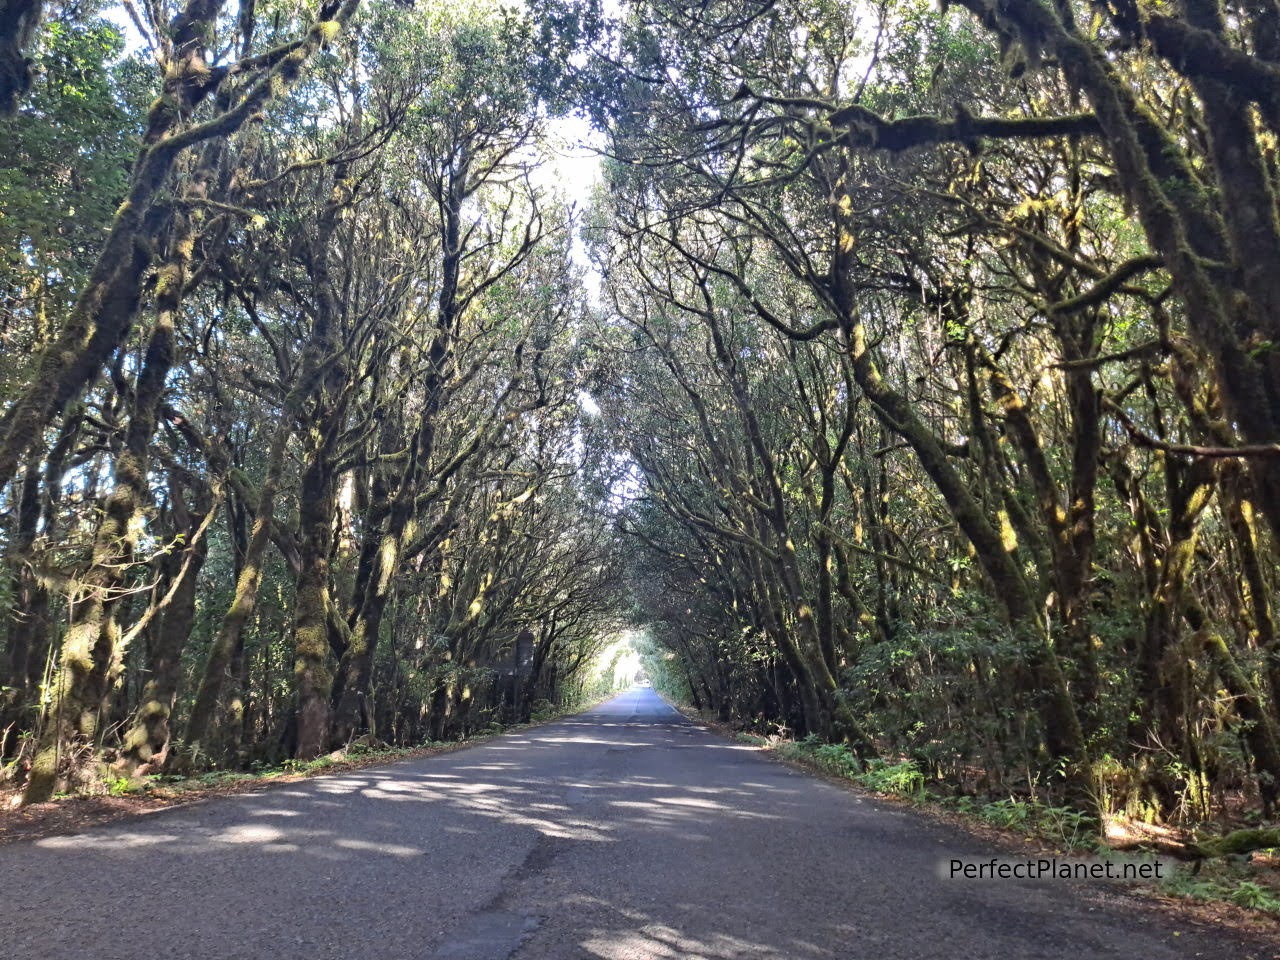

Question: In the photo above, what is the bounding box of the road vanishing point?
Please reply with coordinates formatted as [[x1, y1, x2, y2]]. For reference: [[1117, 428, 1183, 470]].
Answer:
[[0, 687, 1270, 959]]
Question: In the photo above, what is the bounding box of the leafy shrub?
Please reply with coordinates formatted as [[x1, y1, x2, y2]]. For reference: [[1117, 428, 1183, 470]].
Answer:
[[107, 776, 137, 797], [1032, 804, 1096, 850], [774, 737, 926, 799], [857, 759, 925, 798], [977, 798, 1030, 829], [814, 743, 862, 779], [1164, 866, 1280, 916]]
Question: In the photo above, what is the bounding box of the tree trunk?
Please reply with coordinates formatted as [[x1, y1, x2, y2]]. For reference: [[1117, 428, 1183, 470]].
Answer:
[[0, 0, 365, 492], [118, 477, 212, 775], [185, 419, 289, 755], [22, 264, 187, 803]]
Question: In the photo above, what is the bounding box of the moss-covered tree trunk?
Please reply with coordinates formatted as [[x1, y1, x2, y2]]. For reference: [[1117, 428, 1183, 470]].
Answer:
[[286, 164, 355, 760], [293, 440, 338, 759], [843, 317, 1085, 770], [184, 419, 289, 757], [952, 0, 1280, 539], [1222, 463, 1280, 712], [0, 0, 42, 114], [0, 0, 364, 492], [118, 476, 212, 775], [1199, 629, 1280, 815], [21, 226, 193, 803], [2, 456, 48, 750]]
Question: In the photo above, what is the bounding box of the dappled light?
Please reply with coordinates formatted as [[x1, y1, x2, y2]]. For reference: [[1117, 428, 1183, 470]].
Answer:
[[4, 689, 1237, 959]]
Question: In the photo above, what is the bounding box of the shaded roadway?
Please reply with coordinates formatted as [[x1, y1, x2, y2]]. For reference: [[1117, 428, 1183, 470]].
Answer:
[[0, 687, 1269, 959]]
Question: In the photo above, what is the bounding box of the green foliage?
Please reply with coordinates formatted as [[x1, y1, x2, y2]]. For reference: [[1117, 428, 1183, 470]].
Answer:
[[858, 759, 926, 798], [587, 0, 1280, 839], [944, 796, 1098, 850], [0, 17, 142, 286], [1228, 881, 1280, 912], [633, 631, 695, 705], [107, 776, 138, 797], [975, 797, 1030, 829], [281, 755, 335, 774], [1163, 862, 1280, 916], [528, 700, 562, 724], [794, 735, 864, 779], [775, 735, 925, 798], [0, 14, 146, 402], [2, 0, 1278, 889]]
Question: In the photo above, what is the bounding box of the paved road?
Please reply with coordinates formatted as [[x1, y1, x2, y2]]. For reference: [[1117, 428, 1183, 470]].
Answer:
[[0, 688, 1269, 959]]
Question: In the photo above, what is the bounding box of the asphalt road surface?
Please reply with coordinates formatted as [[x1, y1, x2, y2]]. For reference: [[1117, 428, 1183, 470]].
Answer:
[[1, 687, 1271, 959]]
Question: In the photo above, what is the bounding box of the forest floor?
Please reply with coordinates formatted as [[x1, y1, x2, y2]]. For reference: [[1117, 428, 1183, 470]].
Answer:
[[671, 703, 1280, 937]]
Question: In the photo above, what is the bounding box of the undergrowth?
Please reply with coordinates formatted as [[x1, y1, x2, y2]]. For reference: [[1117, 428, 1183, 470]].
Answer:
[[1164, 861, 1280, 914]]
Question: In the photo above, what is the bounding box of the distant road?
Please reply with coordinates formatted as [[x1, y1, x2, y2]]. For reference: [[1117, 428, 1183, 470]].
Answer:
[[0, 687, 1268, 959]]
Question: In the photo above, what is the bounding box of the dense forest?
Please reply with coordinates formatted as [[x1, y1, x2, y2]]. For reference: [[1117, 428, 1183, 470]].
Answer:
[[0, 0, 630, 806], [1, 0, 1279, 843]]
